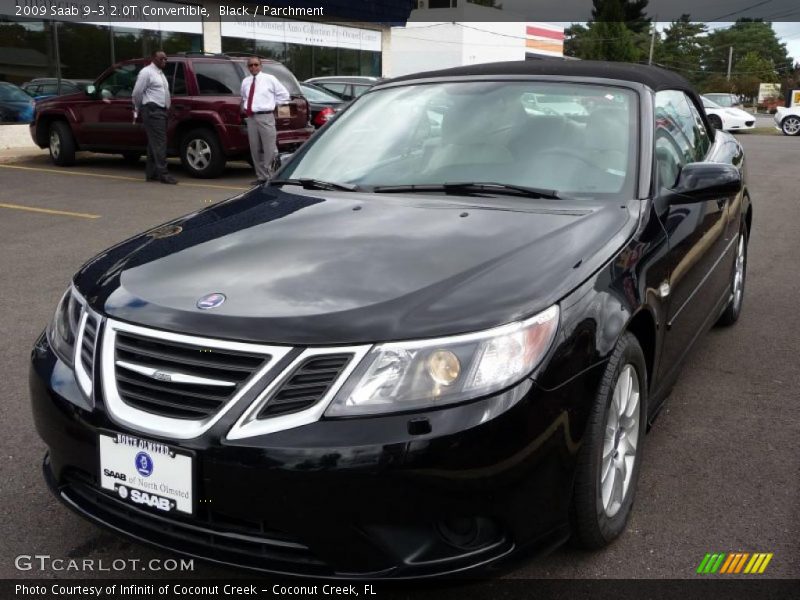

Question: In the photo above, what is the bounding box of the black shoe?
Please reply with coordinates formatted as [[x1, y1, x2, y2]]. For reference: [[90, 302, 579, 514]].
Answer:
[[250, 179, 266, 186], [159, 176, 178, 185]]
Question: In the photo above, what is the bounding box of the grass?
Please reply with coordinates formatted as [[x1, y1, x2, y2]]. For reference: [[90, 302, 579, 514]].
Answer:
[[731, 127, 781, 136]]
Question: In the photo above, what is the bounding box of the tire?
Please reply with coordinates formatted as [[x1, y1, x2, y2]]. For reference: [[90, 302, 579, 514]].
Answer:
[[120, 152, 141, 164], [715, 223, 748, 327], [780, 115, 800, 136], [708, 114, 723, 130], [179, 128, 225, 178], [571, 332, 647, 550], [49, 121, 76, 166]]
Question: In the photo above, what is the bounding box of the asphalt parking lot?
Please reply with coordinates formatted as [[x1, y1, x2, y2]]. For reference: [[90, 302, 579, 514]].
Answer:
[[0, 136, 797, 581]]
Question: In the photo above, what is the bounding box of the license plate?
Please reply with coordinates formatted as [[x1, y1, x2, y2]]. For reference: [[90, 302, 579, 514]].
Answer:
[[98, 432, 194, 515]]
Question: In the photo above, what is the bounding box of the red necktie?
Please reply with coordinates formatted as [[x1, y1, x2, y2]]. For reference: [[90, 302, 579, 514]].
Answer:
[[246, 75, 256, 116]]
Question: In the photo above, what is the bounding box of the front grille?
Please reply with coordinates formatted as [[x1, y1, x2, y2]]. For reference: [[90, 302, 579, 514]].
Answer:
[[114, 332, 269, 420], [59, 470, 331, 575], [258, 354, 352, 418]]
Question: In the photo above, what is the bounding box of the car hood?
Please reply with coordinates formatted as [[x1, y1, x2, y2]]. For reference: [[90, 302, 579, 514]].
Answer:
[[75, 186, 638, 345]]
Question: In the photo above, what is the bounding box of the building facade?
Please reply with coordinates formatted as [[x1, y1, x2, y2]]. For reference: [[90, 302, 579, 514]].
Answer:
[[0, 0, 389, 86]]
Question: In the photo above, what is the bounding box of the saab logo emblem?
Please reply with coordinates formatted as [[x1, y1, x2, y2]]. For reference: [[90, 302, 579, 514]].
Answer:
[[697, 552, 773, 574], [152, 370, 172, 382], [103, 469, 126, 482], [128, 489, 173, 512], [117, 485, 129, 499], [135, 451, 154, 477], [196, 293, 226, 310]]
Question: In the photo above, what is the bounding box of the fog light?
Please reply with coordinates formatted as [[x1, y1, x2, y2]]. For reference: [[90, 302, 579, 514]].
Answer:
[[427, 350, 460, 385]]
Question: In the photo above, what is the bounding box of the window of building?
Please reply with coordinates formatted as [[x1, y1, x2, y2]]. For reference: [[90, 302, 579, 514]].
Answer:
[[255, 40, 287, 62], [313, 46, 337, 78], [337, 48, 359, 76], [360, 51, 381, 77]]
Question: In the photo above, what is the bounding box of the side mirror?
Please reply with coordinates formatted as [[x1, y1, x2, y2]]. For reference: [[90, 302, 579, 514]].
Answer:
[[84, 84, 96, 96], [667, 162, 742, 204]]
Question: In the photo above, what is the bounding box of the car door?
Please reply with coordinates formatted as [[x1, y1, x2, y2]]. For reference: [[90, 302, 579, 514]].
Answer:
[[655, 90, 733, 379], [80, 63, 144, 148]]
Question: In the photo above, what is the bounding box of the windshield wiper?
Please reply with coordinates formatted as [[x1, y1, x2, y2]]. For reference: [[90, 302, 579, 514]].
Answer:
[[372, 182, 560, 199], [269, 178, 359, 192]]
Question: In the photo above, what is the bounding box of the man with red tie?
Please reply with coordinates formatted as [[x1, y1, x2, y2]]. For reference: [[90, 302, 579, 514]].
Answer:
[[241, 57, 291, 186]]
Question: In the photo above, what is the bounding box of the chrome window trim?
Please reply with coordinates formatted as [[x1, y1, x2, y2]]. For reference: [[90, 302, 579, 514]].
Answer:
[[102, 319, 293, 441], [226, 345, 372, 441]]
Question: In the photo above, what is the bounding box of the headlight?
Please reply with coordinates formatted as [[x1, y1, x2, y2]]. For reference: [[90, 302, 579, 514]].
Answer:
[[325, 305, 559, 416], [47, 287, 82, 366]]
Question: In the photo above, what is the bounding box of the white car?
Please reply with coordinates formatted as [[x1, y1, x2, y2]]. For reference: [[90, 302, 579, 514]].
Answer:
[[701, 95, 755, 131], [774, 106, 800, 136]]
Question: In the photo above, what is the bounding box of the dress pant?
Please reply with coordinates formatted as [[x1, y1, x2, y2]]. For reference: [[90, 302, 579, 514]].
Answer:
[[142, 104, 168, 179], [246, 112, 277, 182]]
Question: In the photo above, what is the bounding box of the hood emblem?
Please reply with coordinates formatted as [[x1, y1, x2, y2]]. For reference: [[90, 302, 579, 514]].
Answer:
[[197, 293, 226, 310]]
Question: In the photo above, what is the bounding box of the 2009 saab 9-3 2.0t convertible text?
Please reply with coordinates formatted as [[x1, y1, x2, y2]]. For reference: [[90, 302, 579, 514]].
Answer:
[[31, 61, 751, 578]]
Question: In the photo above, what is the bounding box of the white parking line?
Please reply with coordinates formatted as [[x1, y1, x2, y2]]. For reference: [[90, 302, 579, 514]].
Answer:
[[0, 202, 101, 219], [0, 164, 248, 192]]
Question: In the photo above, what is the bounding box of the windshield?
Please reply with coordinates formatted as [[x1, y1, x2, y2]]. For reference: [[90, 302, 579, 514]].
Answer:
[[0, 84, 32, 102], [281, 81, 638, 199], [701, 96, 721, 109], [706, 94, 734, 107]]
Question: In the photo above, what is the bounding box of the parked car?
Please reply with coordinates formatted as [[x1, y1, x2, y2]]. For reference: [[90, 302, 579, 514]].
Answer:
[[299, 82, 346, 128], [0, 82, 35, 123], [21, 78, 93, 100], [701, 95, 755, 131], [703, 92, 743, 109], [773, 104, 800, 136], [304, 76, 381, 101], [30, 54, 313, 178], [31, 61, 751, 578]]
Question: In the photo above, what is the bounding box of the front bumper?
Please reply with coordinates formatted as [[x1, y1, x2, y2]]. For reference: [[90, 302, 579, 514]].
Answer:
[[30, 331, 579, 578]]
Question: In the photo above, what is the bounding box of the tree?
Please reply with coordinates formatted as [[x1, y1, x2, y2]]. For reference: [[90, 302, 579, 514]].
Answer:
[[564, 0, 651, 62], [705, 20, 792, 82], [732, 51, 779, 103], [652, 16, 710, 87]]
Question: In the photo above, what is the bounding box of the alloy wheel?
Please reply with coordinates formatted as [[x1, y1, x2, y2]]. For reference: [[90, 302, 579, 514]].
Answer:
[[50, 131, 61, 158], [601, 364, 640, 518], [783, 116, 800, 135], [186, 139, 211, 170]]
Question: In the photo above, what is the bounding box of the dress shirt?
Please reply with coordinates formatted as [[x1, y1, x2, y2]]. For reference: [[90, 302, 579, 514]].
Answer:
[[132, 63, 170, 113], [240, 72, 290, 113]]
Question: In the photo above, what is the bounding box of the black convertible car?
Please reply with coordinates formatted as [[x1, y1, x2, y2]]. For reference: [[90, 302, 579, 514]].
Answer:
[[31, 61, 751, 578]]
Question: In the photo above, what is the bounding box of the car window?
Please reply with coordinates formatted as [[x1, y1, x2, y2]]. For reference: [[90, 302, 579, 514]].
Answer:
[[193, 61, 241, 95], [654, 90, 708, 166], [40, 84, 58, 95], [282, 81, 638, 199], [352, 85, 371, 98], [301, 84, 342, 103], [98, 64, 142, 99], [164, 62, 187, 96], [319, 83, 348, 99], [260, 63, 301, 96], [0, 83, 34, 102], [685, 95, 711, 159]]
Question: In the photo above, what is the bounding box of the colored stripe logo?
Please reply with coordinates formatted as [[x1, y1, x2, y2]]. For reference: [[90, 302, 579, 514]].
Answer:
[[697, 552, 773, 574]]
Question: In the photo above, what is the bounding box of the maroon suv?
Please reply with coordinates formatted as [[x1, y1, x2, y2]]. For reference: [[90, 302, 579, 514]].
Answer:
[[30, 54, 313, 178]]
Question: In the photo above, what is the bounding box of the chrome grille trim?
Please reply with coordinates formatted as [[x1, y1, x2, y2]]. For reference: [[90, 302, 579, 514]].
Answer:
[[102, 319, 293, 440], [115, 360, 238, 388], [73, 299, 100, 399], [226, 345, 371, 441]]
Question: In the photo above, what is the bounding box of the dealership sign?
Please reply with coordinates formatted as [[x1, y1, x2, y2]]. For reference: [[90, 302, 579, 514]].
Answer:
[[222, 19, 382, 52]]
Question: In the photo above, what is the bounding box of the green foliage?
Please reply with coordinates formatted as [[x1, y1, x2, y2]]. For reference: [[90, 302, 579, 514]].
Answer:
[[565, 13, 792, 99]]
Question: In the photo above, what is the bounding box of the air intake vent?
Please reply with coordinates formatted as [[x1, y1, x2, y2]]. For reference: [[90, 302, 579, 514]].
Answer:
[[258, 354, 352, 418], [114, 332, 269, 420]]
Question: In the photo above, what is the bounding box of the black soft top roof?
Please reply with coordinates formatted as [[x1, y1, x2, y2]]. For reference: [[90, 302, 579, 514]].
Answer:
[[384, 59, 695, 94]]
